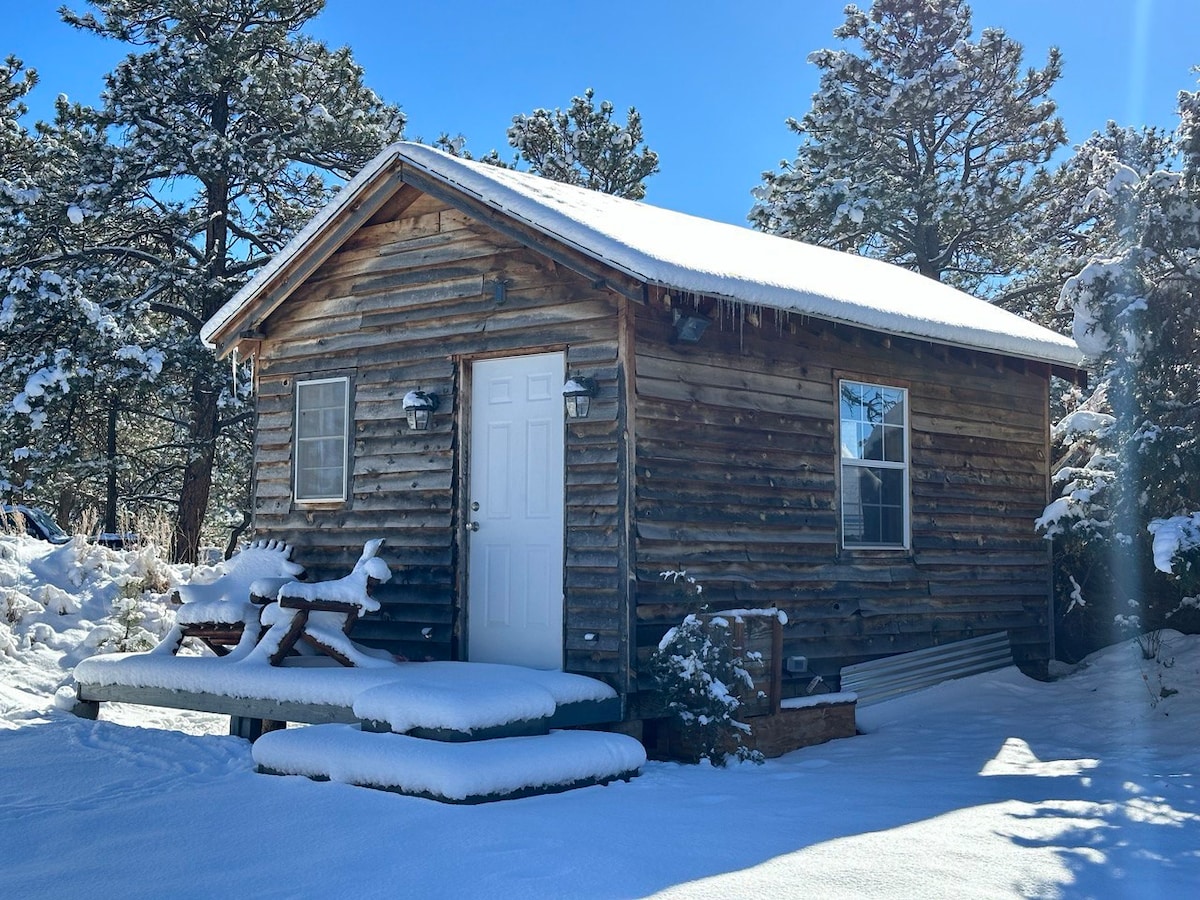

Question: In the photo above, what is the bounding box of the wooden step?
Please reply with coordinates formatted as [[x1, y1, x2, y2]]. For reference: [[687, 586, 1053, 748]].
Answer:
[[253, 725, 646, 803]]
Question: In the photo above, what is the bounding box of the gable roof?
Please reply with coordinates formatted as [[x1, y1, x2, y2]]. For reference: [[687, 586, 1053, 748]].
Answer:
[[202, 142, 1085, 369]]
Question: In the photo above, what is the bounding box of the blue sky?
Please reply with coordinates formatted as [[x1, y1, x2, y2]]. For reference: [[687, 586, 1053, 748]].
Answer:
[[4, 0, 1198, 226]]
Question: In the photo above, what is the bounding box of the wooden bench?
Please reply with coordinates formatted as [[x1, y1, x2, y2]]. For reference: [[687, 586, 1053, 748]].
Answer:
[[159, 540, 305, 657], [246, 539, 392, 667]]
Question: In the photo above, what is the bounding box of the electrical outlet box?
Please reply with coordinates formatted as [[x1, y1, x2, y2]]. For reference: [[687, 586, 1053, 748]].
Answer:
[[785, 655, 809, 673]]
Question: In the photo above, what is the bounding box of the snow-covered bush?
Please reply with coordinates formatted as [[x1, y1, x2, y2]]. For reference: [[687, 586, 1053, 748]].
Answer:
[[0, 532, 179, 669], [4, 586, 42, 624], [89, 595, 157, 654], [649, 573, 764, 766]]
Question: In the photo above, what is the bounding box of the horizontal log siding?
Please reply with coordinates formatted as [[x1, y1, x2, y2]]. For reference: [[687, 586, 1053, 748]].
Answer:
[[632, 305, 1053, 689], [251, 191, 625, 680]]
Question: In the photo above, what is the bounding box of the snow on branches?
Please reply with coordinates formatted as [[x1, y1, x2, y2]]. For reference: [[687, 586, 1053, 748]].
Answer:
[[507, 88, 659, 200], [1040, 78, 1200, 643], [750, 0, 1065, 297]]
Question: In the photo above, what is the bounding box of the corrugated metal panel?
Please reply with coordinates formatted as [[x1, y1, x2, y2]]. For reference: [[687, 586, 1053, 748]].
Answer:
[[839, 632, 1013, 707]]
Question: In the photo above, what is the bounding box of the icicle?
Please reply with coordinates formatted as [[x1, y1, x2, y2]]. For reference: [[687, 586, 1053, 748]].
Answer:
[[231, 347, 238, 399]]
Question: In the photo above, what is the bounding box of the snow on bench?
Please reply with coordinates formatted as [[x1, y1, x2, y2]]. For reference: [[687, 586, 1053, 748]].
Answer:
[[246, 539, 392, 667], [157, 540, 305, 657]]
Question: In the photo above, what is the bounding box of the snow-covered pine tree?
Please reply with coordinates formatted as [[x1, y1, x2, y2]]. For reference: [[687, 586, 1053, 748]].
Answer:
[[431, 133, 508, 167], [0, 56, 37, 221], [0, 56, 40, 501], [507, 88, 659, 199], [750, 0, 1064, 300], [1038, 89, 1200, 657], [10, 0, 404, 561], [0, 67, 156, 526], [1005, 123, 1174, 334]]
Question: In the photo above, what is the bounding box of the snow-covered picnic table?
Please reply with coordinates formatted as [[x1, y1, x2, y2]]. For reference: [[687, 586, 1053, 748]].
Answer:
[[160, 538, 391, 668]]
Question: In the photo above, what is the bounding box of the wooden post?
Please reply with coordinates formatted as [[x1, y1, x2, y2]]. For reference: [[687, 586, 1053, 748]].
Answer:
[[230, 716, 287, 741]]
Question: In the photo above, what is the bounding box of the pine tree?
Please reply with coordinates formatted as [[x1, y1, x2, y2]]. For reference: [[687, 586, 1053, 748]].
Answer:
[[1005, 123, 1173, 331], [750, 0, 1065, 299], [7, 0, 403, 561], [507, 88, 659, 199], [1038, 89, 1200, 656], [431, 132, 508, 167], [0, 66, 146, 524], [0, 56, 38, 219]]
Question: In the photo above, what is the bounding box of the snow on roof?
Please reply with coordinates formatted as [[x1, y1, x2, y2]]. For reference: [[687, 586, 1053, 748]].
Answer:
[[202, 142, 1085, 369]]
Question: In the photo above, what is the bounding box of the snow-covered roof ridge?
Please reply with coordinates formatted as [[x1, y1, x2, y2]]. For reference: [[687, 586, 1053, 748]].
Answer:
[[203, 142, 1085, 369]]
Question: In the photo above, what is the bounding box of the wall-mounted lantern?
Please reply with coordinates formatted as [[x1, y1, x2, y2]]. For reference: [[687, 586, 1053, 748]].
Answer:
[[562, 376, 598, 419], [402, 390, 439, 431], [672, 310, 711, 344]]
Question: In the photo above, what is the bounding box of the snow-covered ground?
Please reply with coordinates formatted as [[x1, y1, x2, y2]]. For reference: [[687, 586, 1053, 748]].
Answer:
[[2, 534, 1197, 898]]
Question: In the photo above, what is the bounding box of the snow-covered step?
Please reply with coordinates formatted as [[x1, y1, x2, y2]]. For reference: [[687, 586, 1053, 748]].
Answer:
[[252, 725, 646, 804], [352, 661, 621, 741]]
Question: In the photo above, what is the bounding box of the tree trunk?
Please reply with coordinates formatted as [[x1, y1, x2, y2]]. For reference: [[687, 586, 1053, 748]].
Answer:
[[104, 402, 119, 535], [170, 373, 219, 563], [170, 90, 232, 565]]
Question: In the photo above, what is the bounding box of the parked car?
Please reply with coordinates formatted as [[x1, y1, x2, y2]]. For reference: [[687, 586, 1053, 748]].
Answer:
[[0, 504, 71, 545], [93, 531, 141, 549]]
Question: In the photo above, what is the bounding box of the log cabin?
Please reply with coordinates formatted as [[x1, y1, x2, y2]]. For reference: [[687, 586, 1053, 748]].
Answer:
[[200, 142, 1086, 721]]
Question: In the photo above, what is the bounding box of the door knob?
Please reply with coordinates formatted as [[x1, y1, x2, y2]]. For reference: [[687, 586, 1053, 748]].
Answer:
[[468, 521, 480, 532]]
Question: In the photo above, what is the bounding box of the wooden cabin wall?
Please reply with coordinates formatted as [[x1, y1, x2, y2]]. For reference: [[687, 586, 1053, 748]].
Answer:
[[631, 303, 1054, 692], [249, 188, 626, 681]]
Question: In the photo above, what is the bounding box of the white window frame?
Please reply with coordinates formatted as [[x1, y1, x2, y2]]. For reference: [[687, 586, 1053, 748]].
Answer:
[[294, 376, 350, 503], [838, 379, 910, 550]]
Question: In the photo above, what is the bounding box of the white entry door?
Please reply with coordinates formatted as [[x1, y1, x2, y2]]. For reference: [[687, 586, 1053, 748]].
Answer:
[[467, 352, 565, 669]]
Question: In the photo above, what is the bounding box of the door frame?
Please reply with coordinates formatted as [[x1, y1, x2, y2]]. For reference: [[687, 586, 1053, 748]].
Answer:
[[456, 347, 569, 666]]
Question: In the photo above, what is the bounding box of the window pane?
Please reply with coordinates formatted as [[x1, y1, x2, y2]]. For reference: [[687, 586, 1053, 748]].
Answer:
[[296, 379, 347, 500], [840, 383, 862, 421], [879, 467, 904, 506], [842, 464, 906, 547], [862, 386, 884, 423], [883, 425, 904, 462], [860, 422, 884, 461], [881, 505, 904, 545]]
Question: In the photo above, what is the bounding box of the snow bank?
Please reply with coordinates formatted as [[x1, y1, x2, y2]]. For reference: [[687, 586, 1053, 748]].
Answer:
[[252, 725, 646, 802], [6, 530, 1200, 897]]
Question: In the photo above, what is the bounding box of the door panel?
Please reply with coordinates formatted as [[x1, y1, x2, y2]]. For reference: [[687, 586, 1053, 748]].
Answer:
[[468, 352, 565, 669]]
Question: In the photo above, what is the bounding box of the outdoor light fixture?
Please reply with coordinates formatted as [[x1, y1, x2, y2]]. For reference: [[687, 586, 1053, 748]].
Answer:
[[672, 310, 711, 344], [562, 376, 598, 419], [402, 390, 439, 431]]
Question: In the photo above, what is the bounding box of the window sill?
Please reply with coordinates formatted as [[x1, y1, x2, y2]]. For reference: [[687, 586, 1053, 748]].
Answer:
[[293, 498, 346, 508]]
